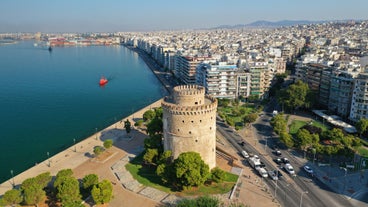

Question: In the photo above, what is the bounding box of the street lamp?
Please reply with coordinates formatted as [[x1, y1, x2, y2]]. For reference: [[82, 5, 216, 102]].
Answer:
[[47, 152, 50, 167], [10, 170, 14, 187], [340, 167, 347, 193], [95, 128, 98, 140], [299, 191, 308, 207], [264, 136, 268, 152], [274, 170, 278, 198], [73, 138, 76, 152]]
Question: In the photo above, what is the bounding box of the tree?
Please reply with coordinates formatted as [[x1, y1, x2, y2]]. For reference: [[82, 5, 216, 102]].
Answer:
[[278, 80, 310, 112], [103, 139, 113, 149], [82, 174, 99, 192], [176, 196, 221, 207], [280, 131, 294, 148], [54, 169, 74, 189], [243, 113, 258, 126], [23, 185, 46, 206], [143, 109, 155, 121], [143, 148, 159, 165], [295, 129, 313, 150], [56, 176, 82, 206], [1, 189, 22, 206], [158, 150, 172, 165], [211, 167, 226, 183], [124, 119, 131, 134], [93, 146, 104, 156], [173, 152, 210, 189], [270, 113, 287, 135], [91, 180, 113, 205], [35, 172, 52, 188], [146, 116, 163, 136], [356, 118, 368, 136]]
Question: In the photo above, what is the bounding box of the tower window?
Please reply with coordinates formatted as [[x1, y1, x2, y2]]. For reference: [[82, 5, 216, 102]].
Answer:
[[195, 102, 198, 105], [189, 131, 192, 134], [210, 127, 212, 130], [182, 120, 185, 123], [178, 129, 180, 132], [200, 120, 202, 123], [191, 120, 194, 123]]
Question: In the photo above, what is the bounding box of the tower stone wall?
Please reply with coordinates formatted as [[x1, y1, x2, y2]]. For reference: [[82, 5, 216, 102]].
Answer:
[[162, 85, 217, 169]]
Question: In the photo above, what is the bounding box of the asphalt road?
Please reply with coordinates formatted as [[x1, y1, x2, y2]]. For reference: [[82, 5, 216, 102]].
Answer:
[[216, 112, 354, 207]]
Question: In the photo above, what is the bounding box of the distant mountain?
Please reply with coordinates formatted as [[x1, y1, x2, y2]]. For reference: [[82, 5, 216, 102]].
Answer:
[[210, 20, 326, 30]]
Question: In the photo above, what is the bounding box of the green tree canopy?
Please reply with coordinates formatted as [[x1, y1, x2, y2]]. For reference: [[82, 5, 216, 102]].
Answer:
[[356, 118, 368, 136], [54, 169, 74, 189], [23, 185, 46, 206], [173, 152, 210, 189], [243, 113, 258, 125], [280, 131, 294, 148], [270, 113, 287, 135], [211, 167, 226, 183], [143, 109, 155, 121], [56, 176, 82, 206], [35, 172, 52, 188], [1, 189, 23, 206], [103, 139, 113, 149], [278, 80, 310, 112], [82, 174, 99, 192], [93, 146, 104, 156], [143, 148, 159, 165], [91, 180, 113, 205]]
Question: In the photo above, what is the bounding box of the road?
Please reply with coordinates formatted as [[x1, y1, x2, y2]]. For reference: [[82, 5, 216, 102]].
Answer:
[[216, 112, 355, 207]]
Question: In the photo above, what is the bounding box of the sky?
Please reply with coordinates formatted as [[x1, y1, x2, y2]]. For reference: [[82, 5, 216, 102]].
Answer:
[[0, 0, 367, 33]]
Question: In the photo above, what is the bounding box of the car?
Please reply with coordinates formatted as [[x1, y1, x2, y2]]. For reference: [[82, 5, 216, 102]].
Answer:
[[284, 163, 295, 175], [239, 141, 246, 146], [281, 157, 290, 164], [274, 158, 283, 164], [241, 150, 250, 159], [303, 165, 314, 174], [268, 170, 278, 180], [274, 150, 282, 156]]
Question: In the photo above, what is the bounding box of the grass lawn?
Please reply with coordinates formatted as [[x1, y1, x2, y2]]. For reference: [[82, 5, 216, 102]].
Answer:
[[289, 120, 329, 135], [357, 146, 368, 157], [125, 153, 238, 195]]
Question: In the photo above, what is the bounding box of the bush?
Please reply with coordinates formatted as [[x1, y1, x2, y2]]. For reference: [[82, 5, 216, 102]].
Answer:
[[134, 119, 144, 127], [211, 167, 226, 183], [103, 139, 113, 149], [94, 146, 104, 156]]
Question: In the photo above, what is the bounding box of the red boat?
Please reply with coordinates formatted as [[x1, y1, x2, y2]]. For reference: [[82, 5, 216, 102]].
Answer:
[[99, 77, 108, 86]]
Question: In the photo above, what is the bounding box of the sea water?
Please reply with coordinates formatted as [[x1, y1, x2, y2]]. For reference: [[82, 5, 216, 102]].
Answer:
[[0, 41, 166, 182]]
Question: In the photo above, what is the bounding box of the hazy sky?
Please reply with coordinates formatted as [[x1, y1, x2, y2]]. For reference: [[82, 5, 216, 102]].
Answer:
[[1, 0, 367, 33]]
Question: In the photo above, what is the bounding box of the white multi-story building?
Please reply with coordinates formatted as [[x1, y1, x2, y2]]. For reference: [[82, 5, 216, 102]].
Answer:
[[196, 62, 238, 99], [349, 73, 368, 122]]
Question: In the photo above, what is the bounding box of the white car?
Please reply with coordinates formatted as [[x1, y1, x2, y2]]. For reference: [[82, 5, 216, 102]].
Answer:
[[284, 163, 295, 175], [304, 165, 313, 174], [268, 170, 278, 180]]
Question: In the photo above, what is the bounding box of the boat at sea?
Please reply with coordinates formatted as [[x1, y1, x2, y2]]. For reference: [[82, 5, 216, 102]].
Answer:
[[99, 76, 108, 86]]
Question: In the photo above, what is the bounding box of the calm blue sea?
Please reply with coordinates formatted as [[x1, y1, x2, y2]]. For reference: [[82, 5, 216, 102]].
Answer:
[[0, 41, 166, 183]]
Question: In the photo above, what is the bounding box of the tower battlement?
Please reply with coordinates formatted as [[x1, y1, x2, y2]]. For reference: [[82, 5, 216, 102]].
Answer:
[[162, 84, 217, 169]]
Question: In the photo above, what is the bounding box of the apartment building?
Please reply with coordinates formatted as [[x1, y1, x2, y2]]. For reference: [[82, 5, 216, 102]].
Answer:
[[175, 55, 210, 85], [349, 73, 368, 122], [196, 62, 238, 99], [328, 71, 356, 119]]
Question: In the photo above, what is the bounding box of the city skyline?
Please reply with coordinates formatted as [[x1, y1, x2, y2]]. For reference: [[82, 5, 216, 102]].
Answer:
[[1, 0, 367, 33]]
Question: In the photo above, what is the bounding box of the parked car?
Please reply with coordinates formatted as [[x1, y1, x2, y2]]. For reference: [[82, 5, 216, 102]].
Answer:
[[281, 157, 290, 164], [274, 150, 282, 156], [274, 158, 282, 164], [304, 165, 314, 174]]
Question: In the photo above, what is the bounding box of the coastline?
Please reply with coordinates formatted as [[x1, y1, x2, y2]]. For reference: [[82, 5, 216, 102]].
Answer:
[[0, 98, 163, 196], [0, 44, 170, 196]]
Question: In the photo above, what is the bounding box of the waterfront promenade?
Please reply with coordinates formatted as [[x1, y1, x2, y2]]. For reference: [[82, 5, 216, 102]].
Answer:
[[0, 98, 163, 198]]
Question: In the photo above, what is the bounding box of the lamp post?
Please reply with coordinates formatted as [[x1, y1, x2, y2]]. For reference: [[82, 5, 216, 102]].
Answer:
[[299, 191, 308, 207], [10, 170, 14, 187], [95, 128, 98, 140], [264, 136, 268, 152], [274, 170, 278, 198], [340, 167, 347, 193], [73, 138, 76, 152], [47, 152, 50, 167]]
